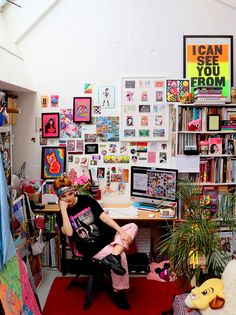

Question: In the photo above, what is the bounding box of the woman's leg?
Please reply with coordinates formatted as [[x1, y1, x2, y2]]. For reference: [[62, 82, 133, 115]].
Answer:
[[93, 223, 138, 290]]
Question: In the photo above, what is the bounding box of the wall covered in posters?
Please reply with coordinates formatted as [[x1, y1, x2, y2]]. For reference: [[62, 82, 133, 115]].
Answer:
[[121, 77, 169, 141]]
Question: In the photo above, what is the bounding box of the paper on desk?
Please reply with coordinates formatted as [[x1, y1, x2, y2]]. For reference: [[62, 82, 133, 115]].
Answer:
[[173, 155, 200, 173], [104, 206, 138, 218]]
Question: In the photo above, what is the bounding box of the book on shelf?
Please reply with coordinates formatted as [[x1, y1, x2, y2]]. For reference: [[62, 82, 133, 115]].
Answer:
[[209, 137, 222, 155], [227, 139, 236, 155]]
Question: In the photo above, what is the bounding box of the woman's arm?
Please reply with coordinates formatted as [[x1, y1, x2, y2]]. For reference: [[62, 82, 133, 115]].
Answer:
[[99, 211, 132, 245], [60, 200, 73, 236]]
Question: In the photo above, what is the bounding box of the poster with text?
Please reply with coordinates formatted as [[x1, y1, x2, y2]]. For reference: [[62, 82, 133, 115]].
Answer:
[[183, 35, 233, 101]]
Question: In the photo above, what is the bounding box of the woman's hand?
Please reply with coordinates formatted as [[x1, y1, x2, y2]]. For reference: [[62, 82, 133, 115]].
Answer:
[[119, 229, 132, 246], [59, 200, 68, 212]]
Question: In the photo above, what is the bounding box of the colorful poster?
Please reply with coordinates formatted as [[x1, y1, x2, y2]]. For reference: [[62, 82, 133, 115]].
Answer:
[[184, 36, 233, 100]]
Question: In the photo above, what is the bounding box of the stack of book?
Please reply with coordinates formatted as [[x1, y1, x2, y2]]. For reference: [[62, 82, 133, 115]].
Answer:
[[193, 86, 227, 104]]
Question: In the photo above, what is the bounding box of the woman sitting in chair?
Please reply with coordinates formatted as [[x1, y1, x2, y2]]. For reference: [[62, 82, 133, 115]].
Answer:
[[53, 173, 138, 310]]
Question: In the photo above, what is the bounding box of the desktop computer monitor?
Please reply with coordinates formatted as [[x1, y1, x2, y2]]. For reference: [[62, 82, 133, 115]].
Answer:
[[130, 166, 178, 208]]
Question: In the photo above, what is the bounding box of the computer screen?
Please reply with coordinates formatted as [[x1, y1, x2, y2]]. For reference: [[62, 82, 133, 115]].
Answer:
[[130, 166, 178, 207]]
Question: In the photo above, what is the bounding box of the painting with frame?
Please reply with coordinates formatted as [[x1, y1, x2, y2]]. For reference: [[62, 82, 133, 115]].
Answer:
[[183, 35, 233, 101], [41, 112, 60, 138], [41, 146, 66, 179], [73, 97, 92, 123]]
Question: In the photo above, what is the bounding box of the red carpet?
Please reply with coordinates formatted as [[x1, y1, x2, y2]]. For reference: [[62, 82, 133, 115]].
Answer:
[[43, 277, 186, 315]]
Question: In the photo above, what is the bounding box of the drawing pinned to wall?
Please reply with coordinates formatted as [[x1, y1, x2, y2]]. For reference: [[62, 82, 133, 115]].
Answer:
[[40, 96, 49, 108], [51, 95, 59, 107], [84, 83, 93, 94], [98, 86, 115, 108], [60, 109, 82, 138], [165, 79, 190, 103], [121, 77, 169, 141]]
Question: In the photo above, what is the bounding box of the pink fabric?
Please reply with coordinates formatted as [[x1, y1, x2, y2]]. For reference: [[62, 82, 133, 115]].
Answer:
[[93, 223, 138, 290]]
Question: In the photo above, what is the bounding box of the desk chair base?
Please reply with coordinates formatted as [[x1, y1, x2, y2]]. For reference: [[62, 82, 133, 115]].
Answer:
[[65, 257, 110, 310]]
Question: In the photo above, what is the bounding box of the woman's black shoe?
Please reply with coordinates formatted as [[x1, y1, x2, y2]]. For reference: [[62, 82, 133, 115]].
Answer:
[[110, 290, 130, 310], [102, 254, 126, 276]]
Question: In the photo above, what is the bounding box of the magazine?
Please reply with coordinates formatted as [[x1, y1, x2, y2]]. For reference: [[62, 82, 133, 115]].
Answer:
[[208, 137, 222, 155]]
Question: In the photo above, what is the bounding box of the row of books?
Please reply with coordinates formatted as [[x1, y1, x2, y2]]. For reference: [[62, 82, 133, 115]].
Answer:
[[193, 86, 226, 104], [199, 157, 236, 184], [179, 106, 236, 131], [41, 236, 59, 268], [178, 133, 236, 155]]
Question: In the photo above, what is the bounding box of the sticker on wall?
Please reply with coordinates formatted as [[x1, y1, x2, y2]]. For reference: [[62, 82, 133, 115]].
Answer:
[[84, 83, 93, 94], [85, 144, 99, 154], [39, 136, 47, 146], [40, 96, 49, 108], [75, 140, 84, 152], [136, 142, 148, 152], [97, 167, 105, 179], [104, 155, 130, 163], [126, 116, 134, 126], [79, 156, 89, 166], [148, 151, 156, 163], [159, 152, 167, 163], [60, 109, 82, 138], [153, 129, 165, 138], [51, 95, 59, 107], [98, 86, 115, 108], [125, 80, 135, 88], [93, 105, 102, 115], [59, 139, 66, 147], [84, 134, 97, 143], [67, 139, 75, 151], [68, 168, 77, 182]]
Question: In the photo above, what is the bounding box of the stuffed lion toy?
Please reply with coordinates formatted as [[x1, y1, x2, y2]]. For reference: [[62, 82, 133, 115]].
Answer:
[[185, 260, 236, 315]]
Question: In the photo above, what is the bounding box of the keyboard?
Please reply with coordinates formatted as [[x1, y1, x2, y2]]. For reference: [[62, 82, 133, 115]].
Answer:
[[104, 206, 138, 218]]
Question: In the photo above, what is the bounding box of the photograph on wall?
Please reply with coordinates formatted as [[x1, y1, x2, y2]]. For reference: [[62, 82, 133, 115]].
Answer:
[[121, 77, 169, 141], [73, 97, 92, 123], [41, 146, 66, 179], [42, 113, 60, 138], [60, 109, 82, 138], [1, 133, 11, 185], [98, 86, 115, 108], [183, 35, 233, 101], [165, 79, 190, 103]]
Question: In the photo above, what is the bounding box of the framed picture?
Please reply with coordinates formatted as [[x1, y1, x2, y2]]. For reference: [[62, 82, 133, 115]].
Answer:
[[120, 76, 169, 141], [41, 113, 59, 138], [207, 114, 221, 131], [41, 146, 66, 179], [183, 35, 233, 101], [73, 97, 92, 123]]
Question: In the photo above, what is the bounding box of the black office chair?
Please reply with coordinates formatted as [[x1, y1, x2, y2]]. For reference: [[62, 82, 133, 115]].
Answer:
[[61, 235, 110, 309]]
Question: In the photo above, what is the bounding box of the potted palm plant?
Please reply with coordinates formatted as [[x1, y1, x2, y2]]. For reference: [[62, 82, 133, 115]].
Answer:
[[158, 180, 236, 286]]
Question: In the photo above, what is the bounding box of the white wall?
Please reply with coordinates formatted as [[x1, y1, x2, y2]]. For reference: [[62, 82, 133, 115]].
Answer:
[[0, 14, 35, 91], [2, 0, 236, 201]]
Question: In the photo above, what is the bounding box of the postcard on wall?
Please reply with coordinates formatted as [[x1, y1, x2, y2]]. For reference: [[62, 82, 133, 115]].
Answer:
[[121, 77, 169, 141]]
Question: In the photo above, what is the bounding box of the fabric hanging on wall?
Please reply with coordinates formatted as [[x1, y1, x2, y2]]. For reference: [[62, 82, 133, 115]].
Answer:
[[0, 153, 16, 271]]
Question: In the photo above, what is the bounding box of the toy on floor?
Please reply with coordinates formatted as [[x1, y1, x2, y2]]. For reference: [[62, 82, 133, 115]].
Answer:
[[147, 259, 176, 282], [185, 259, 236, 315]]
